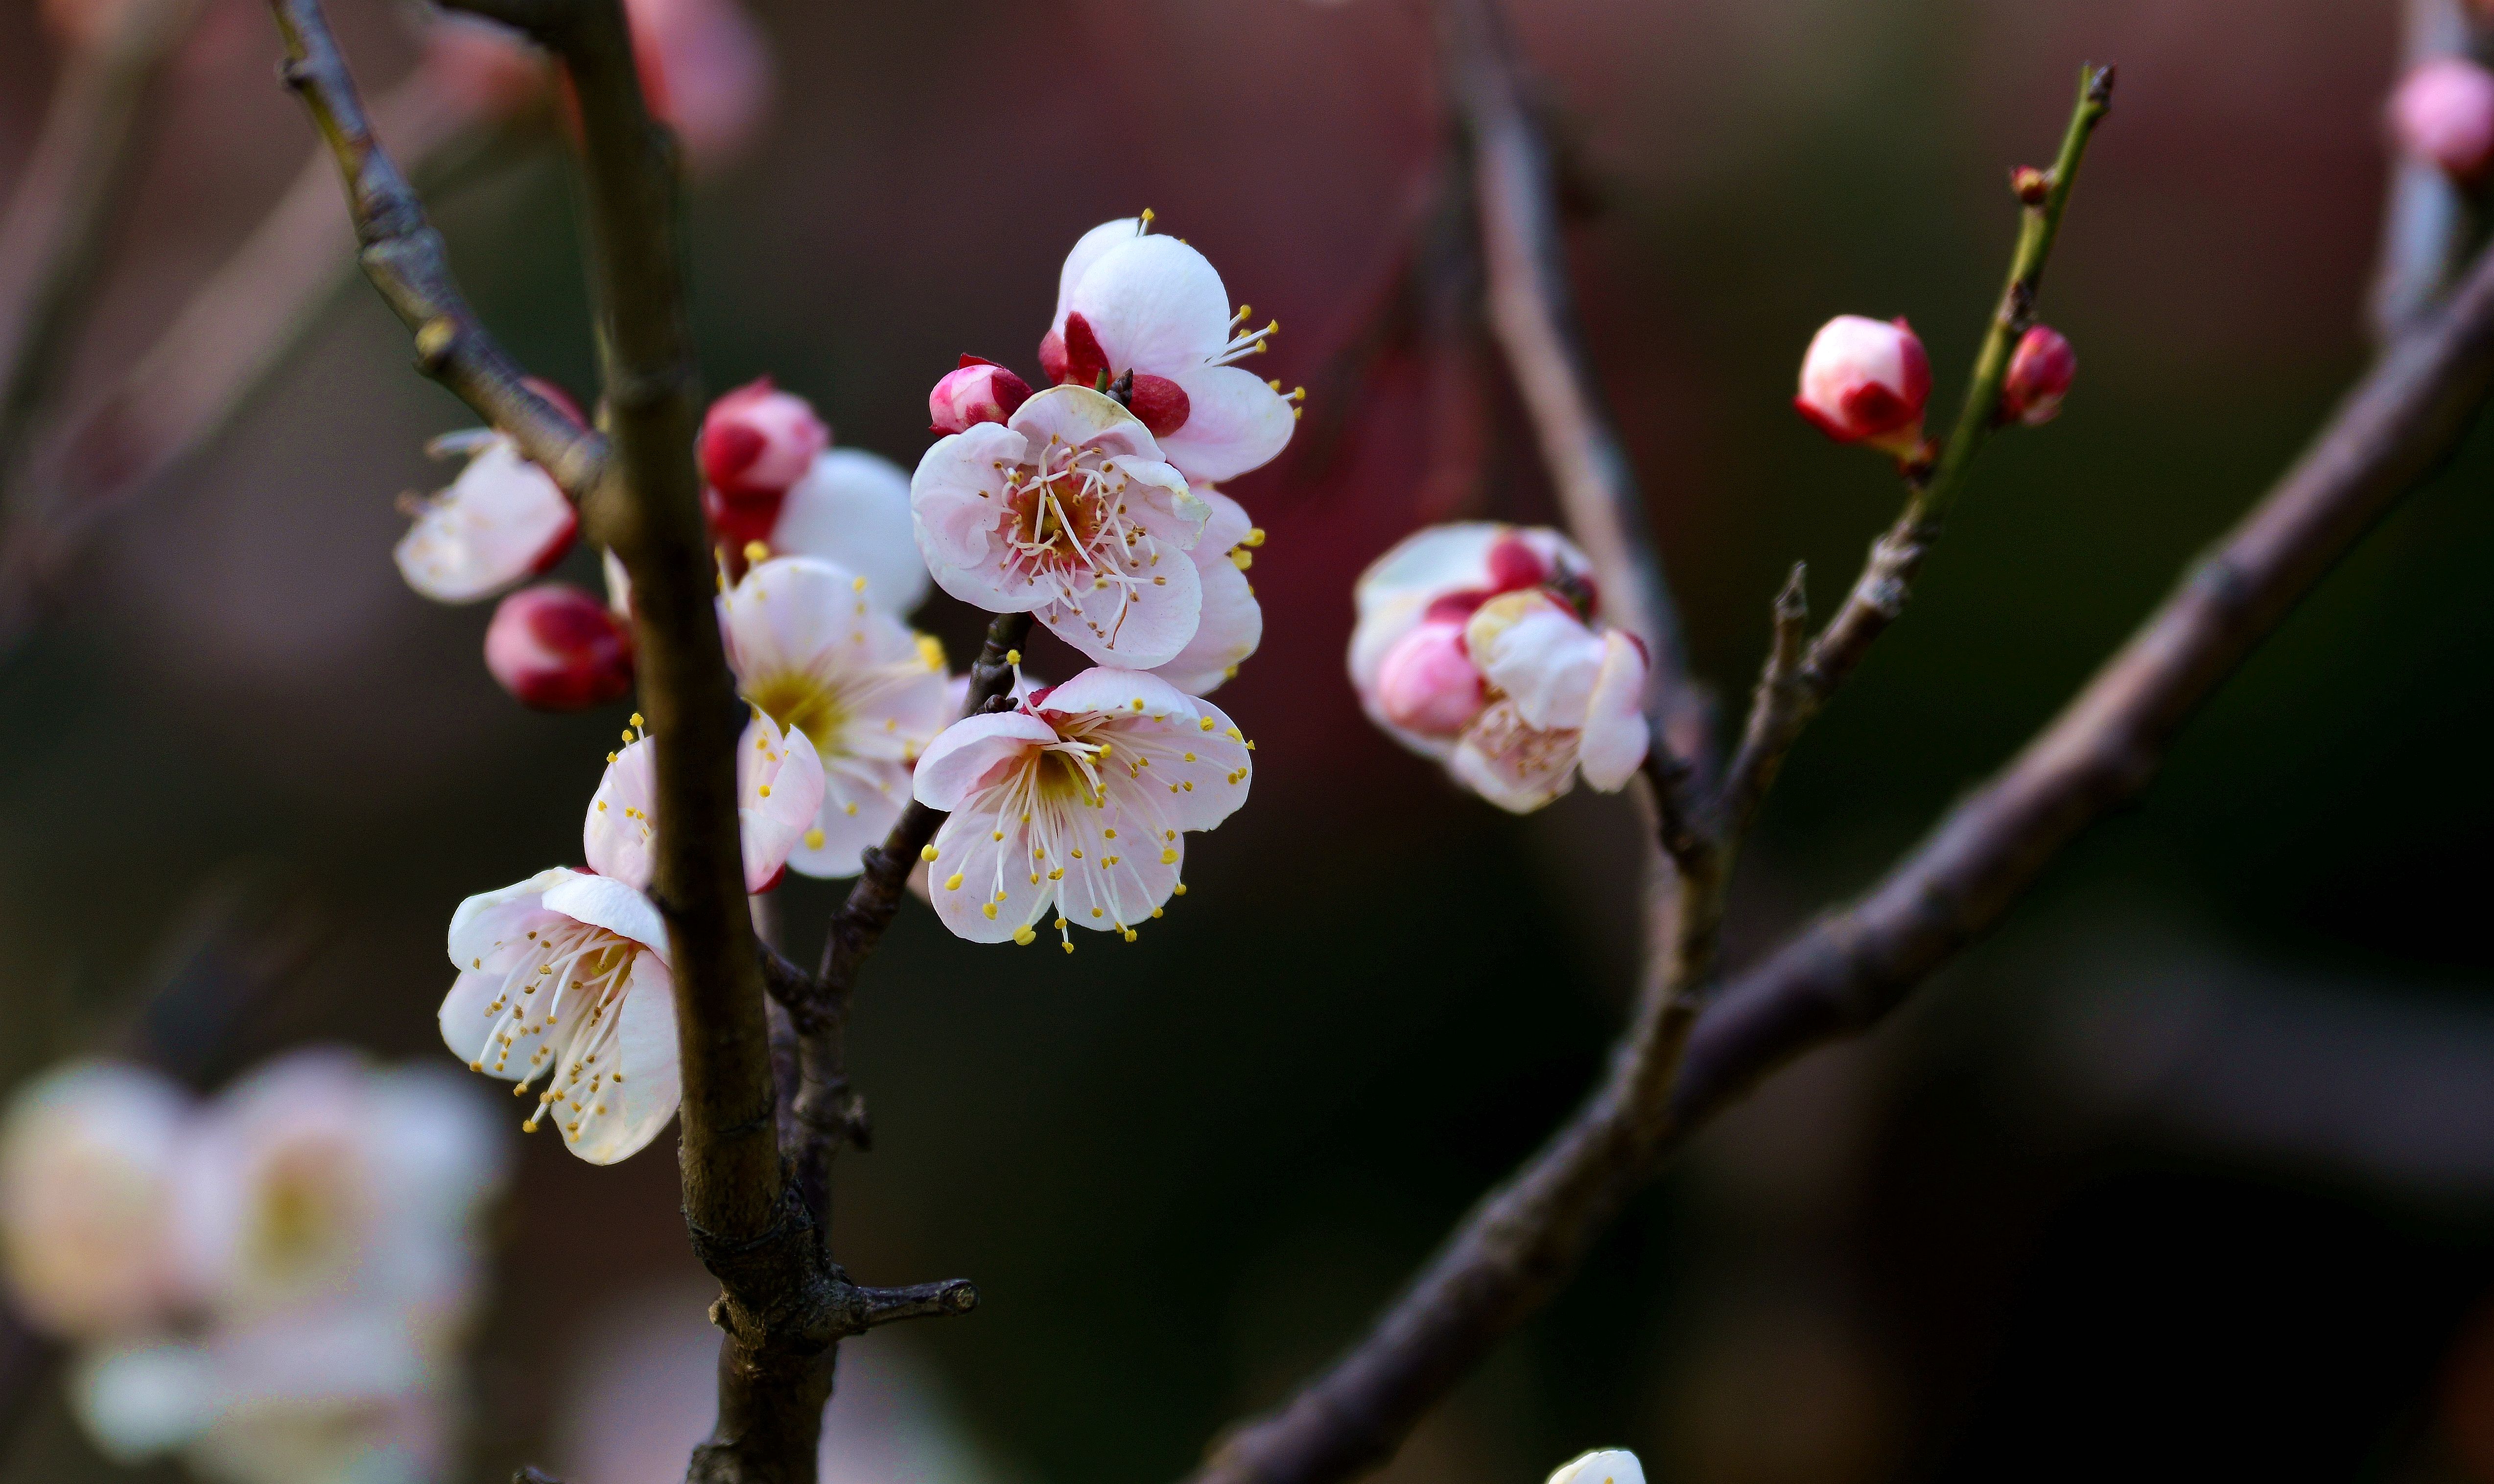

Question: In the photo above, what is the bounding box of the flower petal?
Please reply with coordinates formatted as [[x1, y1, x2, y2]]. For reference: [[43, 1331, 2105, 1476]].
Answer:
[[560, 952, 680, 1165], [1159, 364, 1295, 483], [1576, 632, 1651, 791], [1105, 697, 1252, 833], [1068, 235, 1232, 372], [738, 716, 825, 891], [1006, 384, 1166, 465], [583, 737, 659, 889], [771, 448, 931, 615], [924, 788, 1054, 944], [1148, 543, 1260, 696], [446, 867, 578, 972], [1465, 591, 1604, 731], [393, 437, 575, 604], [786, 757, 911, 878], [541, 874, 671, 963], [1450, 701, 1580, 814], [1035, 538, 1203, 669], [1051, 217, 1150, 332], [907, 422, 1026, 577], [912, 711, 1057, 810]]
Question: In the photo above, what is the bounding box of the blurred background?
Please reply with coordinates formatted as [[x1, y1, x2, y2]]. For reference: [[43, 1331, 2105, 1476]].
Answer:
[[2, 0, 2492, 1481]]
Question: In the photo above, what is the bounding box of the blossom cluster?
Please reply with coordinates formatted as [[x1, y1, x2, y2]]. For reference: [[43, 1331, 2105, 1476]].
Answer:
[[0, 1051, 506, 1484]]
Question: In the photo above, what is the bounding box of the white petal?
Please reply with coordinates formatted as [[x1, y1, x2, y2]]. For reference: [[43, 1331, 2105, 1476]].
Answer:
[[1051, 217, 1150, 331], [1049, 782, 1182, 934], [71, 1342, 219, 1461], [1006, 384, 1165, 465], [541, 874, 671, 963], [583, 737, 659, 889], [1034, 667, 1204, 724], [440, 966, 551, 1082], [561, 952, 680, 1165], [365, 1064, 507, 1231], [1102, 697, 1251, 833], [1194, 486, 1254, 552], [1035, 537, 1202, 670], [1069, 235, 1233, 372], [771, 448, 931, 615], [0, 1062, 188, 1340], [1103, 453, 1209, 547], [913, 711, 1057, 810], [445, 867, 579, 972], [907, 422, 1026, 578], [1450, 701, 1580, 814], [1149, 543, 1261, 696], [1466, 591, 1604, 731], [739, 716, 826, 891], [1576, 632, 1651, 792], [1159, 364, 1296, 483], [722, 556, 924, 683], [1548, 1450, 1647, 1484], [785, 757, 910, 878], [392, 437, 575, 604], [924, 791, 1054, 944]]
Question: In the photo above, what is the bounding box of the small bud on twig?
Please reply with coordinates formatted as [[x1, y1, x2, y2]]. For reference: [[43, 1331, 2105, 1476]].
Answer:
[[2010, 166, 2050, 206], [2000, 325, 2077, 427]]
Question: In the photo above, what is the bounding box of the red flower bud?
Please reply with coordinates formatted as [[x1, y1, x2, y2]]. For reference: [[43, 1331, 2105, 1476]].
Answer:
[[1794, 315, 1930, 456], [928, 356, 1034, 433], [698, 377, 827, 499], [485, 584, 635, 711], [2000, 325, 2077, 427]]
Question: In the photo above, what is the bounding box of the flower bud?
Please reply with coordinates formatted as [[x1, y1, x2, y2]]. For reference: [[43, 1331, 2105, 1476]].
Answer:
[[929, 356, 1034, 433], [2010, 166, 2051, 206], [2000, 325, 2076, 427], [1794, 315, 1930, 456], [2391, 57, 2494, 183], [699, 378, 828, 500], [1375, 619, 1486, 738], [484, 584, 635, 711]]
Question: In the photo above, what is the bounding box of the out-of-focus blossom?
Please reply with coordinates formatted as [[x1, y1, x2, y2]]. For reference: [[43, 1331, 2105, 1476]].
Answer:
[[394, 429, 577, 604], [766, 448, 931, 615], [0, 1062, 189, 1340], [1793, 314, 1930, 456], [928, 357, 1033, 434], [419, 11, 547, 118], [1350, 523, 1649, 813], [170, 1049, 505, 1325], [583, 717, 824, 894], [700, 378, 831, 543], [912, 668, 1251, 949], [2000, 325, 2077, 427], [440, 868, 679, 1164], [1548, 1449, 1646, 1484], [721, 557, 952, 877], [1147, 487, 1263, 696], [1037, 216, 1299, 484], [912, 385, 1216, 669], [38, 0, 137, 48], [2391, 56, 2494, 183], [485, 584, 635, 711]]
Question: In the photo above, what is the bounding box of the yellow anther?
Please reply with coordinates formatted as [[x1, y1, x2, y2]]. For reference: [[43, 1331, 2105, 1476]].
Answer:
[[1062, 942, 1076, 955], [920, 844, 940, 862], [1048, 868, 1064, 881], [1161, 848, 1178, 864], [629, 712, 643, 728], [845, 802, 859, 815], [852, 574, 869, 591], [1091, 908, 1104, 918], [757, 783, 771, 798], [1132, 698, 1145, 710], [1005, 648, 1022, 664], [1184, 752, 1196, 762], [1230, 548, 1253, 571], [1199, 716, 1216, 731], [606, 752, 617, 763], [917, 634, 946, 671], [1013, 925, 1036, 945], [944, 872, 964, 891], [1139, 207, 1156, 226], [991, 828, 1003, 841], [1071, 849, 1083, 859], [1175, 883, 1188, 896], [1242, 528, 1267, 548], [982, 903, 999, 920], [1104, 828, 1118, 839], [1123, 929, 1137, 942], [805, 828, 826, 850], [1150, 907, 1164, 919], [468, 1060, 484, 1072], [744, 541, 771, 564]]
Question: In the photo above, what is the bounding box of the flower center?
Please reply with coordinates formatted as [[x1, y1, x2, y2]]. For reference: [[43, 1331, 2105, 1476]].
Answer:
[[996, 438, 1166, 650], [460, 917, 640, 1142], [746, 672, 851, 759]]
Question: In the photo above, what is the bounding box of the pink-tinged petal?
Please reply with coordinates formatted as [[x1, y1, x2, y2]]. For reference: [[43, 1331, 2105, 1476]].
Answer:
[[1465, 590, 1604, 731], [541, 874, 671, 963], [1374, 620, 1485, 738], [1098, 697, 1251, 833], [912, 712, 1056, 810], [908, 423, 1025, 587], [1036, 667, 1204, 723], [720, 556, 921, 684], [626, 0, 774, 171], [584, 738, 659, 889], [1449, 701, 1579, 814], [1194, 487, 1253, 554], [1158, 365, 1295, 483], [1068, 235, 1232, 372], [0, 1062, 189, 1341], [771, 448, 931, 615], [1576, 631, 1651, 792], [924, 792, 1053, 944], [1101, 453, 1208, 548], [929, 361, 1034, 434], [446, 868, 578, 972], [1035, 545, 1203, 669], [440, 966, 553, 1083], [1005, 384, 1166, 465], [738, 717, 824, 891], [787, 758, 910, 878], [1148, 548, 1260, 696], [394, 438, 577, 604], [1051, 218, 1150, 333], [562, 953, 680, 1165], [1051, 784, 1182, 934]]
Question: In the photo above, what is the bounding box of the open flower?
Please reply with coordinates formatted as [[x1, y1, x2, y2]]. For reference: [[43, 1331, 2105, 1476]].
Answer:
[[438, 868, 680, 1165], [912, 668, 1251, 949], [1037, 216, 1299, 484], [393, 429, 578, 603], [1350, 523, 1647, 813], [722, 556, 954, 876], [1148, 487, 1264, 695], [912, 385, 1213, 668], [584, 715, 825, 894], [0, 1062, 189, 1341]]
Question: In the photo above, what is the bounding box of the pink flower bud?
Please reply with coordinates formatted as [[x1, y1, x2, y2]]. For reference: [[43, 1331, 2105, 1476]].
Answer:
[[928, 356, 1034, 433], [625, 0, 774, 172], [485, 584, 635, 712], [1376, 620, 1486, 738], [1794, 315, 1931, 456], [2000, 325, 2076, 427], [2391, 57, 2494, 183], [699, 378, 828, 500]]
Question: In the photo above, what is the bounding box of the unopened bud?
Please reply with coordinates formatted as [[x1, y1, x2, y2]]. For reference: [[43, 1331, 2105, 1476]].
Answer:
[[1794, 315, 1930, 456], [699, 377, 828, 499], [928, 356, 1033, 434], [2000, 325, 2076, 427], [2390, 57, 2494, 183], [1376, 620, 1486, 738], [485, 584, 635, 711], [2010, 166, 2050, 206]]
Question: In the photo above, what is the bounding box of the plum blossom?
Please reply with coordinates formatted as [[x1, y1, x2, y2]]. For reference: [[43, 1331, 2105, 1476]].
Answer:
[[912, 668, 1251, 949], [1148, 486, 1264, 695], [2391, 56, 2494, 183], [2000, 324, 2077, 427], [485, 583, 635, 711], [1793, 314, 1930, 456], [0, 1062, 188, 1340], [439, 867, 680, 1164], [583, 715, 826, 894], [1548, 1450, 1646, 1484], [911, 384, 1225, 669], [930, 356, 1034, 434], [1350, 523, 1649, 814], [1036, 215, 1300, 484], [722, 556, 954, 877], [394, 428, 578, 603], [700, 377, 832, 545]]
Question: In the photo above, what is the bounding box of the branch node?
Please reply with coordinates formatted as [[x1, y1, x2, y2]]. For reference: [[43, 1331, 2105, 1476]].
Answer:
[[859, 1278, 981, 1328], [414, 315, 458, 372]]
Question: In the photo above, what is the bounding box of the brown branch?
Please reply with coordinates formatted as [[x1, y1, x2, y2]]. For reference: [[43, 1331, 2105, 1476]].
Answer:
[[2369, 0, 2479, 346], [1182, 190, 2494, 1484], [0, 0, 198, 482]]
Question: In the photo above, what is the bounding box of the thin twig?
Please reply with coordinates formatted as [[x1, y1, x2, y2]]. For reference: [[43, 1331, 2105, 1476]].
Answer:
[[0, 0, 199, 481]]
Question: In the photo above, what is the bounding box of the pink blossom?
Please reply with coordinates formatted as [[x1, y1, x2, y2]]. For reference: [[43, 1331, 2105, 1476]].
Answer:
[[583, 715, 824, 895], [2391, 57, 2494, 182], [929, 356, 1034, 434], [0, 1063, 188, 1341], [700, 377, 831, 551], [394, 429, 578, 604], [626, 0, 774, 170], [912, 669, 1251, 948], [2000, 325, 2077, 427], [485, 584, 635, 711], [1794, 315, 1931, 456]]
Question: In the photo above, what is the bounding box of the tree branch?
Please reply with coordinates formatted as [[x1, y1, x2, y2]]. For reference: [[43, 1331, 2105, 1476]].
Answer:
[[1181, 67, 2494, 1484], [2369, 0, 2479, 346], [0, 0, 198, 483]]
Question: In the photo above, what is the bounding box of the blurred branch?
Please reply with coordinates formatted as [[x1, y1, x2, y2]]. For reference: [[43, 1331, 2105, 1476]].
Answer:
[[2370, 0, 2478, 345], [0, 0, 198, 482], [1185, 120, 2494, 1484]]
